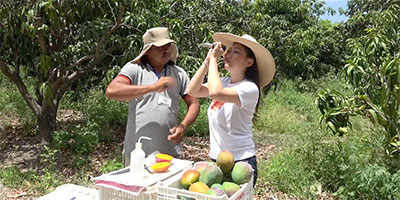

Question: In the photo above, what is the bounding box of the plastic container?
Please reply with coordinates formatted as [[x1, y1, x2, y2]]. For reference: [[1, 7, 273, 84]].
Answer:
[[37, 184, 98, 200], [157, 162, 254, 200], [130, 136, 152, 182], [98, 185, 157, 200], [95, 157, 193, 200], [95, 167, 158, 200]]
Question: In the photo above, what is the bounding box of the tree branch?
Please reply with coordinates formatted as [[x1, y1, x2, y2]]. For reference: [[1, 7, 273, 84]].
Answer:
[[0, 57, 41, 117], [56, 44, 123, 101], [34, 16, 48, 55], [64, 55, 95, 72], [95, 5, 124, 58]]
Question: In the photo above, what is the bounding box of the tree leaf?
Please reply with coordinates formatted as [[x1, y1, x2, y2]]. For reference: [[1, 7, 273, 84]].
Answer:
[[40, 55, 51, 78], [367, 109, 378, 124]]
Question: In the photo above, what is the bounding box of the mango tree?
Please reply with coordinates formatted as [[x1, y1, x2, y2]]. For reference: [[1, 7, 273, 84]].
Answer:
[[316, 5, 400, 162], [0, 0, 138, 143]]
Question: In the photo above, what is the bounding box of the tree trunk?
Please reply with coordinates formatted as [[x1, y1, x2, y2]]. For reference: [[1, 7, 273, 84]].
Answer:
[[37, 103, 58, 144]]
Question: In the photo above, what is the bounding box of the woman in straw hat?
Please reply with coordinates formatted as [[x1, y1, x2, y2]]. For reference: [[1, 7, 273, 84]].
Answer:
[[187, 33, 275, 186]]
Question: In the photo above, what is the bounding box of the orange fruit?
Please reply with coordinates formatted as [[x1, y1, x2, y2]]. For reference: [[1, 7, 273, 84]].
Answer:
[[150, 162, 170, 173], [155, 153, 173, 163]]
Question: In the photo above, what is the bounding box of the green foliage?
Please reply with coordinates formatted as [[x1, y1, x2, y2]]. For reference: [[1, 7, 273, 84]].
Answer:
[[345, 0, 400, 16], [282, 20, 346, 79], [255, 80, 316, 135], [80, 87, 128, 126], [0, 83, 31, 117], [52, 125, 100, 156], [0, 167, 38, 188], [255, 76, 345, 134], [0, 167, 92, 195], [178, 98, 210, 136], [0, 0, 347, 141], [3, 1, 397, 199], [335, 165, 400, 200], [41, 145, 59, 171], [52, 124, 100, 167], [257, 77, 400, 199], [264, 108, 394, 199], [98, 158, 124, 174], [0, 76, 36, 131], [0, 167, 63, 194], [52, 87, 128, 166], [117, 0, 345, 81], [0, 0, 135, 141], [261, 151, 316, 198], [317, 5, 400, 158]]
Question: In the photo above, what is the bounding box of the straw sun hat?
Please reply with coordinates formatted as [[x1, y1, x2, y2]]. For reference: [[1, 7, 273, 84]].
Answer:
[[132, 27, 179, 64], [212, 33, 276, 87]]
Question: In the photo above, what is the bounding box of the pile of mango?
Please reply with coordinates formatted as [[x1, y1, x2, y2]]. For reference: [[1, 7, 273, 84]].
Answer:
[[179, 150, 253, 197]]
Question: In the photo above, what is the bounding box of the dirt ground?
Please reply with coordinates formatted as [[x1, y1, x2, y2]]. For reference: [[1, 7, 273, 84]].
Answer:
[[0, 111, 331, 200]]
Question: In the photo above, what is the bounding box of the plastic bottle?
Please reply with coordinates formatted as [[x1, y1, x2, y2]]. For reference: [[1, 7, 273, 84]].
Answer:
[[130, 136, 152, 182]]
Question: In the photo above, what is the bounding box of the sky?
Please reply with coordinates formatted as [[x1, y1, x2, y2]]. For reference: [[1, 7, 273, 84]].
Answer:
[[320, 0, 349, 23]]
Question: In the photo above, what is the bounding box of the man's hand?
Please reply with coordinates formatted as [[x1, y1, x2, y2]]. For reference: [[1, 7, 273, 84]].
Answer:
[[168, 124, 186, 144], [152, 77, 176, 92]]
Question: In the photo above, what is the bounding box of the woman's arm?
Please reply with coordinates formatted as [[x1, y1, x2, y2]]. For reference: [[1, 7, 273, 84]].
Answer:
[[207, 43, 241, 106], [187, 51, 212, 98]]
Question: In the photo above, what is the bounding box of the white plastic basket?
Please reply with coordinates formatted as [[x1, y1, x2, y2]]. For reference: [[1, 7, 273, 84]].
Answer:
[[98, 185, 157, 200], [95, 167, 159, 200], [157, 162, 254, 200], [37, 184, 98, 200], [95, 157, 193, 200]]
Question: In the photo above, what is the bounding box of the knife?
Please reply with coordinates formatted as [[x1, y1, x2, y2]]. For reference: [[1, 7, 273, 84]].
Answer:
[[144, 164, 153, 174]]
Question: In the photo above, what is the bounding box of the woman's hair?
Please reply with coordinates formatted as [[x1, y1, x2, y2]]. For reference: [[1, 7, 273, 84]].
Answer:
[[242, 45, 259, 88], [242, 44, 261, 115]]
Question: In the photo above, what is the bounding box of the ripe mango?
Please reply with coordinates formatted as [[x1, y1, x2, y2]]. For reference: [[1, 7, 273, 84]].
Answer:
[[216, 150, 234, 174], [150, 162, 170, 173], [155, 153, 173, 163], [199, 164, 223, 187], [205, 187, 224, 196], [210, 183, 224, 191], [194, 162, 212, 174], [188, 182, 209, 194], [231, 162, 253, 184], [180, 170, 200, 189], [222, 181, 240, 197]]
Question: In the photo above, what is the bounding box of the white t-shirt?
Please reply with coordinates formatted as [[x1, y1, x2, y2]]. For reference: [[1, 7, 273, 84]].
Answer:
[[207, 77, 259, 161]]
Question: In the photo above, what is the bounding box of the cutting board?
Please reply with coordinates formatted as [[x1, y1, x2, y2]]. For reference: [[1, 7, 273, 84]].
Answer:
[[94, 155, 193, 187]]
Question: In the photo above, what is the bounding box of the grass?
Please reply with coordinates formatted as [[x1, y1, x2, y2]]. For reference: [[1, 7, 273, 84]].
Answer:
[[254, 76, 400, 199]]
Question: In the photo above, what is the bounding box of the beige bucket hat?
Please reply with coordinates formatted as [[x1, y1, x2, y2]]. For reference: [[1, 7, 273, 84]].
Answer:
[[212, 33, 276, 88], [132, 27, 179, 64]]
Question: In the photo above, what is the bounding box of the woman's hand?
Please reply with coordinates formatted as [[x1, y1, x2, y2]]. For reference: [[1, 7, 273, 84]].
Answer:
[[211, 42, 225, 60], [203, 48, 212, 68]]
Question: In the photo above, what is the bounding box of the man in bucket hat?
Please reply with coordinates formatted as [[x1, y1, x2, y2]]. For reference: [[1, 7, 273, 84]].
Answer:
[[106, 27, 200, 166]]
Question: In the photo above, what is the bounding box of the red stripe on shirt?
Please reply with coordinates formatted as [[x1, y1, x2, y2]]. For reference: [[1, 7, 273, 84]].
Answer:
[[182, 94, 192, 100], [118, 75, 131, 84]]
